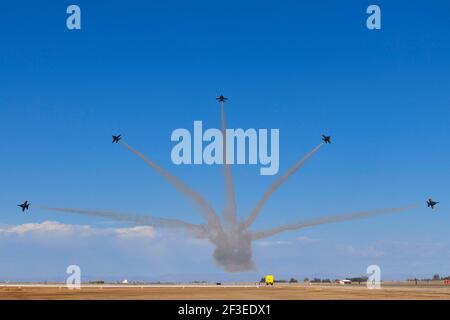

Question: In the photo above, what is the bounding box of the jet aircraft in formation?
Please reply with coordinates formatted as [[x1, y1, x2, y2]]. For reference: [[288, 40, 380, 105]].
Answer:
[[322, 135, 331, 144], [112, 134, 122, 143], [18, 201, 30, 212], [427, 198, 439, 210]]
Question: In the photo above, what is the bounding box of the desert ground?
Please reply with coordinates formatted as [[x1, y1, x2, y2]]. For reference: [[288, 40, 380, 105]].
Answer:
[[1, 282, 449, 300]]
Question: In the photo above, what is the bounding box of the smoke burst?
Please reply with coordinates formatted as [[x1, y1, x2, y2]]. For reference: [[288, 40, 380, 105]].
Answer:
[[38, 101, 420, 273]]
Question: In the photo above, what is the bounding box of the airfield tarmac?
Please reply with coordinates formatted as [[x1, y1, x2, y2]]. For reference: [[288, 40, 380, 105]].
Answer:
[[1, 283, 450, 300]]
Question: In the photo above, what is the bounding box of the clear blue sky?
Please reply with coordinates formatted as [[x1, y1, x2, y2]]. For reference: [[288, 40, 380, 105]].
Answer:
[[0, 1, 449, 281]]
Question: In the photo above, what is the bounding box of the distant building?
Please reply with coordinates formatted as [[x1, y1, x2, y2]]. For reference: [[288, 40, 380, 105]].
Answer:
[[336, 279, 352, 285]]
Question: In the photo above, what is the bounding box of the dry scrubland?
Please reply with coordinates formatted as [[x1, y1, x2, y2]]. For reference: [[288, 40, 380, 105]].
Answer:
[[1, 282, 450, 300]]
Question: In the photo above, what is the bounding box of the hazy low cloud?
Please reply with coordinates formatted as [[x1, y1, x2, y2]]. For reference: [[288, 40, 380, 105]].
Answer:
[[336, 244, 385, 258], [255, 236, 320, 247], [1, 222, 449, 281], [0, 221, 216, 281], [255, 240, 292, 247], [335, 240, 450, 259], [0, 221, 156, 239], [114, 226, 156, 239], [380, 240, 449, 257], [296, 236, 320, 244]]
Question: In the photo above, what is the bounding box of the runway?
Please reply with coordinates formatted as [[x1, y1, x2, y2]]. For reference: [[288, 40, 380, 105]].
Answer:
[[1, 283, 449, 300], [0, 283, 259, 288]]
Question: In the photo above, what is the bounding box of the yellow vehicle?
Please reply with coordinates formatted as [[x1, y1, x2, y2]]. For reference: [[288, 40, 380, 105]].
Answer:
[[265, 274, 274, 286]]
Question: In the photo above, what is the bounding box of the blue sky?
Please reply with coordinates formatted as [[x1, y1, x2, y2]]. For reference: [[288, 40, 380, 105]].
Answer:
[[0, 0, 449, 281]]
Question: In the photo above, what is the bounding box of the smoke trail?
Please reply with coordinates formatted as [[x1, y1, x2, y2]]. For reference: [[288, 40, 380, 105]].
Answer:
[[37, 206, 207, 236], [251, 204, 418, 240], [119, 141, 222, 230], [220, 101, 238, 228], [243, 143, 324, 229]]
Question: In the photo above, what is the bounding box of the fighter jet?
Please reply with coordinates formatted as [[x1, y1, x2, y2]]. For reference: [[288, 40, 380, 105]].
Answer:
[[216, 95, 228, 103], [112, 134, 122, 143], [322, 135, 331, 144], [427, 198, 439, 210], [18, 201, 30, 212]]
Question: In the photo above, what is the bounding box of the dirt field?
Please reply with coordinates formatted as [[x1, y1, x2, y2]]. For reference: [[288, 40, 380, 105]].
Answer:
[[1, 283, 450, 300]]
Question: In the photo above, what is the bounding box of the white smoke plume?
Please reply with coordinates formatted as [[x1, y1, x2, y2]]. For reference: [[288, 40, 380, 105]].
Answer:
[[220, 100, 238, 228], [251, 204, 419, 240], [37, 206, 207, 236], [119, 141, 222, 231]]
